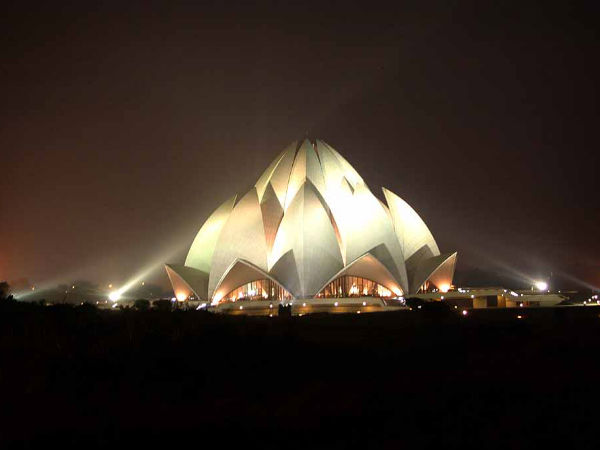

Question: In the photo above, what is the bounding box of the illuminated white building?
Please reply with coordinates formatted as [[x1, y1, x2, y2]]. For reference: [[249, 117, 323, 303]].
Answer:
[[166, 139, 456, 314]]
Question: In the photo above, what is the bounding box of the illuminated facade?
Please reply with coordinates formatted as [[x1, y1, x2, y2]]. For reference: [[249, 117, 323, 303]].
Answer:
[[317, 276, 394, 299], [166, 139, 457, 313], [218, 279, 292, 303]]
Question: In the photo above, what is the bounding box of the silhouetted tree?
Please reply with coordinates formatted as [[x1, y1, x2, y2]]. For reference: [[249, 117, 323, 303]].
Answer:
[[153, 299, 172, 311], [134, 299, 150, 310], [77, 302, 98, 312], [0, 281, 14, 302], [278, 303, 291, 317], [404, 297, 427, 309], [0, 281, 10, 300]]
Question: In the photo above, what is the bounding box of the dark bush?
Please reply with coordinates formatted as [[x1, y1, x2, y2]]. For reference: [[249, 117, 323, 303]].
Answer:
[[404, 297, 427, 309], [134, 299, 150, 310], [153, 299, 172, 311], [76, 302, 98, 312]]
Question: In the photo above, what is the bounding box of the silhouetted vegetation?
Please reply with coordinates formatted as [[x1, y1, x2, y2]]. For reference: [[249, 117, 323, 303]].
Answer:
[[134, 299, 150, 310], [0, 281, 14, 302], [1, 303, 599, 448], [404, 296, 426, 309], [278, 303, 292, 316], [152, 299, 172, 311]]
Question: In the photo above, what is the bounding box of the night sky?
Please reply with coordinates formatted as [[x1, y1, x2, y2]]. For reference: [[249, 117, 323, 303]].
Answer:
[[2, 1, 599, 292]]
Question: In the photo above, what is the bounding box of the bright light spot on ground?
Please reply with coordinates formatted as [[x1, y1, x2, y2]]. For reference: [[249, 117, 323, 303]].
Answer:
[[439, 284, 451, 293], [176, 292, 187, 302], [109, 291, 121, 302], [534, 281, 548, 291], [462, 310, 468, 316]]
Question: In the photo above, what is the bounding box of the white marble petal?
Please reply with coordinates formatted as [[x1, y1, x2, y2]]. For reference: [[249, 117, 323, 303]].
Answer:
[[269, 183, 344, 298], [383, 187, 440, 261], [412, 252, 457, 293], [208, 188, 269, 298], [345, 183, 409, 293], [184, 195, 237, 273], [165, 264, 209, 299]]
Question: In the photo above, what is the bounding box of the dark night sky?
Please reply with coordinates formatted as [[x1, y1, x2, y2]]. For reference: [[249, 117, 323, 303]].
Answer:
[[1, 1, 599, 292]]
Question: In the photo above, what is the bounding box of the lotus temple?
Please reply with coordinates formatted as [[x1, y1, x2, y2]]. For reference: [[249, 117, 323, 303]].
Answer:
[[166, 139, 457, 315]]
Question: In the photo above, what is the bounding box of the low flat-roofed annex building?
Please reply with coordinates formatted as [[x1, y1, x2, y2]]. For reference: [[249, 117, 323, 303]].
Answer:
[[414, 288, 567, 309], [166, 139, 457, 315]]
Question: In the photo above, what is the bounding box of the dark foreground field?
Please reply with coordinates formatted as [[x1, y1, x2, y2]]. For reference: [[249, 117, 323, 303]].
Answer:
[[1, 303, 600, 449]]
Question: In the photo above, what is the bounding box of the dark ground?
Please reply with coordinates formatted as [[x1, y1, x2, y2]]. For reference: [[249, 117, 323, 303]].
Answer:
[[1, 303, 600, 449]]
